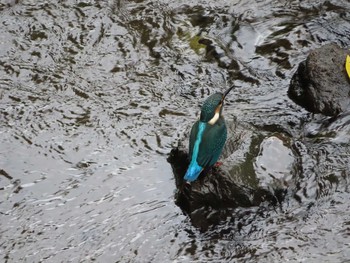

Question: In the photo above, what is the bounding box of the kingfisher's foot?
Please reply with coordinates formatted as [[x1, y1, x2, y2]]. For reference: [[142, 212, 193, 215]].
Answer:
[[214, 162, 223, 167]]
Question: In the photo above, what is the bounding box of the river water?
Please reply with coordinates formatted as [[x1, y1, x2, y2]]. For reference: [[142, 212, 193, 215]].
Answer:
[[1, 0, 350, 262]]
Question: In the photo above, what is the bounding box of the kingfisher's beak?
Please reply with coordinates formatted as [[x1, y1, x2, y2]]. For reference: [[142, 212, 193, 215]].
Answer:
[[222, 85, 236, 102]]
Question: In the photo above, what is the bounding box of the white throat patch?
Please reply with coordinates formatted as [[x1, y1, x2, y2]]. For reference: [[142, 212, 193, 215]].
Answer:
[[208, 103, 222, 125], [208, 112, 220, 125]]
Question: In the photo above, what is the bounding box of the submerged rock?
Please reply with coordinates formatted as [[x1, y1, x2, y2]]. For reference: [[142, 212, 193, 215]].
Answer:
[[254, 136, 295, 191], [288, 43, 350, 116]]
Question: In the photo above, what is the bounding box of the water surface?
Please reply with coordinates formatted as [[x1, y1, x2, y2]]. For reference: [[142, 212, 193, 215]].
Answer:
[[1, 0, 350, 262]]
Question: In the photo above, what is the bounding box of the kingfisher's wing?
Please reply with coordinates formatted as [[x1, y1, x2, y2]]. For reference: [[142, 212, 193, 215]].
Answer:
[[188, 120, 199, 161], [197, 118, 227, 167]]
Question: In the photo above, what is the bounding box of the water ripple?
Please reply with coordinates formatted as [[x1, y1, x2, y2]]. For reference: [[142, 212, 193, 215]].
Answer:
[[1, 0, 350, 262]]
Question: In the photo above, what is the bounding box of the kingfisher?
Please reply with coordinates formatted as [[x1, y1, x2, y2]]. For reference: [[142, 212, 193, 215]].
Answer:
[[184, 86, 234, 183]]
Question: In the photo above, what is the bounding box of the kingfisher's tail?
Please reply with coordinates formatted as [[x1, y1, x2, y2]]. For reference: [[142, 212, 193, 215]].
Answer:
[[184, 162, 203, 182]]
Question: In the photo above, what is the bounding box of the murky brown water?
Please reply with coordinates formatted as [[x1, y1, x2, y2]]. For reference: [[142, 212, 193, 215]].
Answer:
[[1, 0, 350, 262]]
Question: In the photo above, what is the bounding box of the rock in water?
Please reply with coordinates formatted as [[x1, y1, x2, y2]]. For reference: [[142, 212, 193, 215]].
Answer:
[[288, 43, 350, 116], [167, 146, 282, 230]]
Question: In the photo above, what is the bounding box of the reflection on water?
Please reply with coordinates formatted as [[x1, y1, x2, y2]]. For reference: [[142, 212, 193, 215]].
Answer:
[[1, 0, 350, 262]]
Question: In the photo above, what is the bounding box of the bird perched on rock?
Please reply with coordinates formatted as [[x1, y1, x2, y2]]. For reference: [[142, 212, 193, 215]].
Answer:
[[184, 86, 234, 182]]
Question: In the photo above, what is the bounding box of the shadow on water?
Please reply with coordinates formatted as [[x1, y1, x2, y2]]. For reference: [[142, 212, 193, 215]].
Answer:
[[1, 0, 350, 262]]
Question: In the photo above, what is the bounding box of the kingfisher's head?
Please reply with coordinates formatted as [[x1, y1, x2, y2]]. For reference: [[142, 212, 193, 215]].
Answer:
[[200, 86, 234, 124]]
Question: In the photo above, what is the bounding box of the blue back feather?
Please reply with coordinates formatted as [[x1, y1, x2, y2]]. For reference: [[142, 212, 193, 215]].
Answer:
[[184, 122, 206, 182]]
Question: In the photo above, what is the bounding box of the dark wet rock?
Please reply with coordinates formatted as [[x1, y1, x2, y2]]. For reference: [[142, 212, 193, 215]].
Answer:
[[288, 43, 350, 116], [167, 121, 296, 230], [167, 147, 281, 230]]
